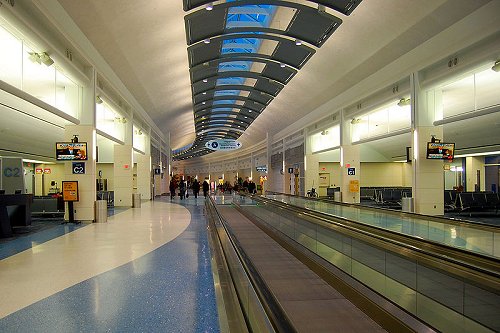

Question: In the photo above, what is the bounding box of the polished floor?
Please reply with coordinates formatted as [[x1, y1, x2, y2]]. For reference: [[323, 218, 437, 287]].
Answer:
[[0, 197, 219, 332]]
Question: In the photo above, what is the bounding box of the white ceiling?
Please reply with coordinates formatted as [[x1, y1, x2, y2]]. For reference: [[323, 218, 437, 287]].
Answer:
[[1, 0, 499, 163]]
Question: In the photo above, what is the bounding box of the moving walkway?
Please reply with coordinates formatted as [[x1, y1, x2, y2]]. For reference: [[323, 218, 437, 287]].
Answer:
[[206, 194, 499, 333]]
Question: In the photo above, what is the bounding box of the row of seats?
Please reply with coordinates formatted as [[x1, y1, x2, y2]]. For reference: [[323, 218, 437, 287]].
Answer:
[[31, 196, 64, 216], [359, 187, 412, 207], [445, 191, 500, 213]]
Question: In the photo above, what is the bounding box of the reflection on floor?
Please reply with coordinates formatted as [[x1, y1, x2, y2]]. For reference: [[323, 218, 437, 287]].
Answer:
[[0, 197, 220, 333]]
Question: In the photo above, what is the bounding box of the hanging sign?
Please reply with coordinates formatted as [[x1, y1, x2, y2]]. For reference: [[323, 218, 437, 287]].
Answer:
[[205, 139, 242, 151], [35, 168, 43, 174]]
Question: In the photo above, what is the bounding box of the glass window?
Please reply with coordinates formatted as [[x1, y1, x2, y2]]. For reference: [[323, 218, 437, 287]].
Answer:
[[441, 76, 475, 118], [475, 69, 500, 110], [96, 100, 126, 142], [311, 125, 340, 153], [56, 71, 79, 118], [0, 25, 22, 88], [133, 125, 146, 152]]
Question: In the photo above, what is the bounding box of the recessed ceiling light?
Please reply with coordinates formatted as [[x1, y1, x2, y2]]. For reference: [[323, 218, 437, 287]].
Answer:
[[295, 39, 302, 46], [248, 110, 252, 113], [205, 2, 213, 10], [202, 101, 206, 105], [203, 38, 210, 44], [280, 63, 286, 68], [203, 78, 208, 83], [202, 92, 207, 95]]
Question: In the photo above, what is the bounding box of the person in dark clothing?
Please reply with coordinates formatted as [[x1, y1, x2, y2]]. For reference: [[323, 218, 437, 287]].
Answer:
[[202, 180, 209, 197], [179, 179, 186, 200], [169, 179, 176, 200], [242, 178, 249, 192], [247, 180, 256, 194], [192, 179, 200, 198]]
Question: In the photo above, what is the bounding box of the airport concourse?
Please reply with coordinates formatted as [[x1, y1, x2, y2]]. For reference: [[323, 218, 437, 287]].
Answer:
[[0, 1, 499, 332]]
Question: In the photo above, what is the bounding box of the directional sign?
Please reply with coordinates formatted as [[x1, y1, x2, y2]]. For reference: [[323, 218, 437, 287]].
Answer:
[[347, 167, 356, 175], [205, 139, 242, 151]]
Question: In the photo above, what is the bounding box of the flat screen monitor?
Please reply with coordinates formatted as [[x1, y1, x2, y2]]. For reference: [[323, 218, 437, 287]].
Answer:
[[426, 142, 455, 160], [56, 142, 88, 160]]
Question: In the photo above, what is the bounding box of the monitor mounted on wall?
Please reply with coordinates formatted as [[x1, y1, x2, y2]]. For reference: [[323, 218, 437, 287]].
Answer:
[[56, 142, 88, 161], [426, 142, 455, 160]]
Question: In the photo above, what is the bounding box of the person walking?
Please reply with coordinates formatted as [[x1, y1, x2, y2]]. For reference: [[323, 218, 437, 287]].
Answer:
[[179, 179, 186, 200], [202, 179, 209, 197], [192, 179, 200, 198], [169, 179, 176, 200]]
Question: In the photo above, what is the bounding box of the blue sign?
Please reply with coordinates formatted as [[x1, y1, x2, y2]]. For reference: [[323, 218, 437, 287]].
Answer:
[[205, 139, 242, 151], [72, 162, 85, 174], [347, 167, 355, 175]]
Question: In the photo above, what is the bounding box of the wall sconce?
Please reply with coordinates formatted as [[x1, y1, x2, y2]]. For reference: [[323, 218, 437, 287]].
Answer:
[[320, 130, 328, 135], [350, 118, 361, 124], [95, 96, 103, 104]]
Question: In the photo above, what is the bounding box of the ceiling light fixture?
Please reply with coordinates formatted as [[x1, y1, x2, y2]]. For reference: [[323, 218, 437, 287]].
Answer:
[[280, 63, 286, 68], [205, 2, 213, 10], [39, 52, 54, 66], [28, 52, 41, 64], [295, 39, 302, 46], [203, 38, 210, 44], [203, 78, 208, 83], [397, 98, 411, 107], [202, 92, 207, 95], [95, 96, 103, 104], [492, 60, 500, 72]]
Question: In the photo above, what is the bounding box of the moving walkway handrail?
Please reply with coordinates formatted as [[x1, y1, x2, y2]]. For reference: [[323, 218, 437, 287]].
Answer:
[[206, 196, 297, 333], [247, 194, 500, 290], [266, 190, 500, 232]]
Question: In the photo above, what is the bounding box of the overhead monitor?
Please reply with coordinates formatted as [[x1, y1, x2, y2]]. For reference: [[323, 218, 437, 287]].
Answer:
[[426, 142, 455, 160], [56, 142, 88, 161]]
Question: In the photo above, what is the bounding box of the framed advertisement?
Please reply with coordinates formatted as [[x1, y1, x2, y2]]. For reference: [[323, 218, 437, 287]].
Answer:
[[62, 181, 79, 202]]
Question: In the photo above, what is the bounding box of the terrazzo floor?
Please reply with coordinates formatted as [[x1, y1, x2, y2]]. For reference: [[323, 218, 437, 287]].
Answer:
[[0, 197, 219, 332]]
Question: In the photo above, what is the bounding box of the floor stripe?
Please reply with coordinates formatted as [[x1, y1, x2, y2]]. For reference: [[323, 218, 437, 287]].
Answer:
[[0, 200, 191, 319]]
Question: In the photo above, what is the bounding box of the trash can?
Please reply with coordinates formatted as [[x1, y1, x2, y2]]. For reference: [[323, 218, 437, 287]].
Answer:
[[402, 197, 414, 213], [132, 193, 141, 208], [334, 191, 342, 202], [95, 200, 107, 223]]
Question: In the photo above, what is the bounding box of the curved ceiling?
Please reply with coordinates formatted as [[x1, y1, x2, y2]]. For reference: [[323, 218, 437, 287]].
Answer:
[[173, 0, 356, 160]]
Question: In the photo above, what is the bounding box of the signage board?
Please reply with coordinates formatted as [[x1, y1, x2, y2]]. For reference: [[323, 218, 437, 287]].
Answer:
[[288, 167, 294, 174], [256, 165, 267, 172], [205, 139, 242, 151], [44, 168, 51, 174], [72, 162, 85, 174], [62, 181, 79, 202], [56, 142, 88, 160], [35, 168, 43, 174], [347, 167, 355, 175], [349, 180, 359, 192]]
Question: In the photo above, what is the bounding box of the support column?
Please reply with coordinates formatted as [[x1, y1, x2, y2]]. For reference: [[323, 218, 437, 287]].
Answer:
[[466, 156, 485, 192], [411, 73, 444, 215], [64, 125, 96, 221], [340, 145, 360, 204], [62, 67, 96, 222], [114, 145, 133, 207], [304, 128, 319, 194], [340, 109, 360, 204], [136, 153, 151, 200]]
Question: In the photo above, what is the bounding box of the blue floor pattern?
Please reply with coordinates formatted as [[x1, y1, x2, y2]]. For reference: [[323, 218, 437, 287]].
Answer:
[[0, 198, 220, 333]]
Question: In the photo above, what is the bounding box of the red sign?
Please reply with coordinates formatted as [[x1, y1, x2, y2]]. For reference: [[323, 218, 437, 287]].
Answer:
[[124, 164, 130, 169], [345, 164, 351, 168], [44, 168, 51, 174], [35, 168, 43, 174]]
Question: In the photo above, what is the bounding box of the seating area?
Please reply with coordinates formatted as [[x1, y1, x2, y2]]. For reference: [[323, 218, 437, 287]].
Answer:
[[358, 187, 412, 208], [446, 190, 500, 214], [30, 196, 64, 217]]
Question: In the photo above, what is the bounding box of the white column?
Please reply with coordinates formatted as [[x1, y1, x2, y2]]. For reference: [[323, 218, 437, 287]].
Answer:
[[411, 73, 444, 215], [340, 109, 360, 204], [114, 144, 133, 206]]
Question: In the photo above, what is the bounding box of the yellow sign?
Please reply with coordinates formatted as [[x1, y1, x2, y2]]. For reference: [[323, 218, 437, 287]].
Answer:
[[62, 181, 79, 202], [349, 180, 359, 193]]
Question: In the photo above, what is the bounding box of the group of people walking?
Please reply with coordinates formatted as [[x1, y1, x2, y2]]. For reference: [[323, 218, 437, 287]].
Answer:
[[169, 178, 210, 200]]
